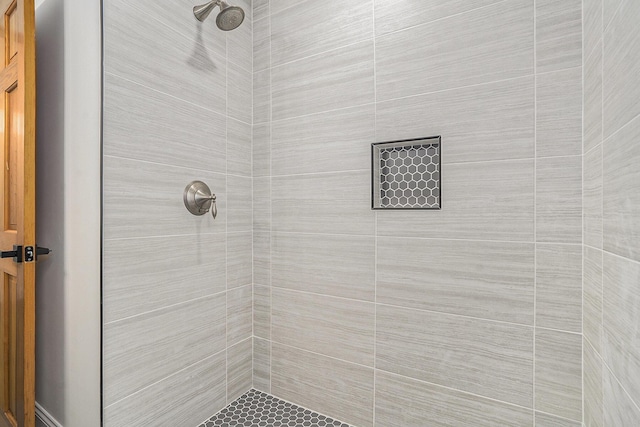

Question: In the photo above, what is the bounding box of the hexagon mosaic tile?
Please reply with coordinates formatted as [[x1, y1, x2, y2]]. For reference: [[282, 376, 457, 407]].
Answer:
[[372, 137, 441, 209], [198, 389, 353, 427]]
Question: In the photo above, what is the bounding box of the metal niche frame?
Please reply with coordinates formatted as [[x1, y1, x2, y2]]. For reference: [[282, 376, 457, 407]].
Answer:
[[371, 136, 441, 210]]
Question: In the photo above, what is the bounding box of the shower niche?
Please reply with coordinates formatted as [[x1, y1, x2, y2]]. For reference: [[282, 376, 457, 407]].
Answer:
[[371, 136, 441, 210]]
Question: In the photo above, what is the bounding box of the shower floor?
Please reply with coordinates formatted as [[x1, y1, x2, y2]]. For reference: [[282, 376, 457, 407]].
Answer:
[[198, 389, 353, 427]]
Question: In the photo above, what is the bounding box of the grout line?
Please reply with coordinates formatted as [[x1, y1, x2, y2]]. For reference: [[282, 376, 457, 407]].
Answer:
[[603, 360, 640, 415], [581, 0, 586, 420], [371, 0, 378, 421], [533, 0, 538, 419], [268, 1, 274, 395], [102, 153, 228, 175], [225, 30, 230, 405]]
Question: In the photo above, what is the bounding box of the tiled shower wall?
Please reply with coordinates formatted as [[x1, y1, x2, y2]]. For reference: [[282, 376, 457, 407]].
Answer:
[[252, 0, 583, 426], [101, 0, 253, 425], [583, 0, 640, 425]]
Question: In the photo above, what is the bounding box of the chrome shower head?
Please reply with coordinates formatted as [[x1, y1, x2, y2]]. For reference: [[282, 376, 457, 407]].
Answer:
[[193, 0, 245, 31]]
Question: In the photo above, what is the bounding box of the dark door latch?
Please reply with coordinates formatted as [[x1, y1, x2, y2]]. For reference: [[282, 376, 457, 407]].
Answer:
[[0, 245, 51, 263]]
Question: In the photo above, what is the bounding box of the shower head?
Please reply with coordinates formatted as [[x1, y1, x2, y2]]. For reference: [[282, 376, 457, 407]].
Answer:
[[193, 0, 245, 31]]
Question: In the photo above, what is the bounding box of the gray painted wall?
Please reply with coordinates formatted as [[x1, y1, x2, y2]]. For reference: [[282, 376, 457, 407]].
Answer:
[[583, 0, 640, 425], [100, 0, 253, 425], [252, 0, 584, 425], [35, 0, 102, 425]]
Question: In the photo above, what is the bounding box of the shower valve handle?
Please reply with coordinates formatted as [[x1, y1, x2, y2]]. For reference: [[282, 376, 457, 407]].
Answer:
[[184, 181, 218, 220]]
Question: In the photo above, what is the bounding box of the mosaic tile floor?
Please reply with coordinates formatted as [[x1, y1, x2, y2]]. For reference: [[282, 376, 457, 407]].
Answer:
[[198, 389, 352, 427]]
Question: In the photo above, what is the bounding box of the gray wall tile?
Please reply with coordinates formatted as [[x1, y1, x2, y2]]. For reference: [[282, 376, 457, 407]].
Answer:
[[103, 234, 226, 323], [584, 0, 603, 60], [272, 233, 375, 301], [227, 284, 253, 346], [227, 118, 252, 177], [584, 144, 604, 249], [271, 171, 375, 235], [377, 305, 533, 407], [536, 68, 583, 158], [103, 157, 226, 239], [584, 42, 603, 154], [603, 252, 640, 407], [373, 0, 502, 36], [253, 0, 269, 21], [377, 159, 534, 241], [535, 0, 582, 73], [584, 247, 603, 354], [103, 294, 226, 405], [253, 68, 271, 124], [253, 231, 271, 286], [603, 0, 640, 138], [271, 344, 374, 427], [253, 17, 270, 72], [253, 337, 271, 393], [252, 123, 271, 177], [227, 231, 253, 289], [584, 339, 604, 427], [375, 369, 534, 427], [103, 73, 226, 173], [228, 61, 252, 125], [103, 352, 226, 427], [227, 0, 253, 73], [377, 237, 534, 324], [536, 155, 582, 244], [253, 284, 271, 340], [272, 104, 375, 175], [376, 76, 534, 164], [227, 338, 253, 402], [271, 40, 375, 120], [603, 368, 640, 426], [535, 244, 582, 333], [271, 288, 375, 366], [227, 175, 252, 232], [603, 0, 623, 30], [535, 329, 582, 421], [535, 412, 582, 426], [603, 115, 640, 262], [104, 0, 226, 115], [270, 0, 372, 66], [375, 0, 533, 101]]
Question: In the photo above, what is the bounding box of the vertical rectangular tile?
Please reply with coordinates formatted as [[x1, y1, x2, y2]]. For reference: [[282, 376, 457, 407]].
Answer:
[[226, 0, 253, 73], [103, 294, 226, 405], [271, 233, 375, 301], [584, 42, 603, 154], [376, 76, 535, 163], [253, 17, 270, 72], [253, 69, 271, 124], [375, 0, 533, 101], [536, 68, 583, 157], [536, 155, 582, 244], [375, 371, 534, 427], [535, 329, 582, 421], [253, 231, 271, 286], [377, 305, 533, 407], [227, 118, 252, 177], [227, 338, 253, 402], [377, 159, 534, 241], [584, 0, 603, 60], [228, 61, 252, 125], [253, 0, 269, 21], [252, 123, 270, 178], [227, 176, 252, 232], [227, 284, 252, 346], [603, 0, 640, 138], [536, 0, 582, 73], [271, 288, 375, 366], [535, 244, 582, 332], [602, 252, 640, 406], [103, 352, 226, 427], [271, 40, 374, 120], [584, 246, 603, 353], [253, 177, 271, 232], [377, 237, 534, 324], [584, 339, 604, 427], [271, 104, 375, 175], [584, 144, 603, 249], [253, 337, 271, 393], [227, 231, 252, 289], [603, 115, 640, 262], [270, 0, 373, 66], [271, 171, 375, 235], [253, 284, 271, 340], [271, 344, 374, 427]]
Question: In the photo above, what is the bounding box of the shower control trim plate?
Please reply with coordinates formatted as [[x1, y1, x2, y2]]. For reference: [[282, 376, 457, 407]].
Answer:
[[184, 180, 218, 219]]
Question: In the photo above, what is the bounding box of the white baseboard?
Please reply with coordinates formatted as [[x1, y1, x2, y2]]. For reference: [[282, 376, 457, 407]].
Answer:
[[35, 402, 63, 427]]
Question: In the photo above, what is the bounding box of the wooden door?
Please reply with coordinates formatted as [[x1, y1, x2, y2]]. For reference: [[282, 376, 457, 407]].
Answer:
[[0, 0, 35, 426]]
